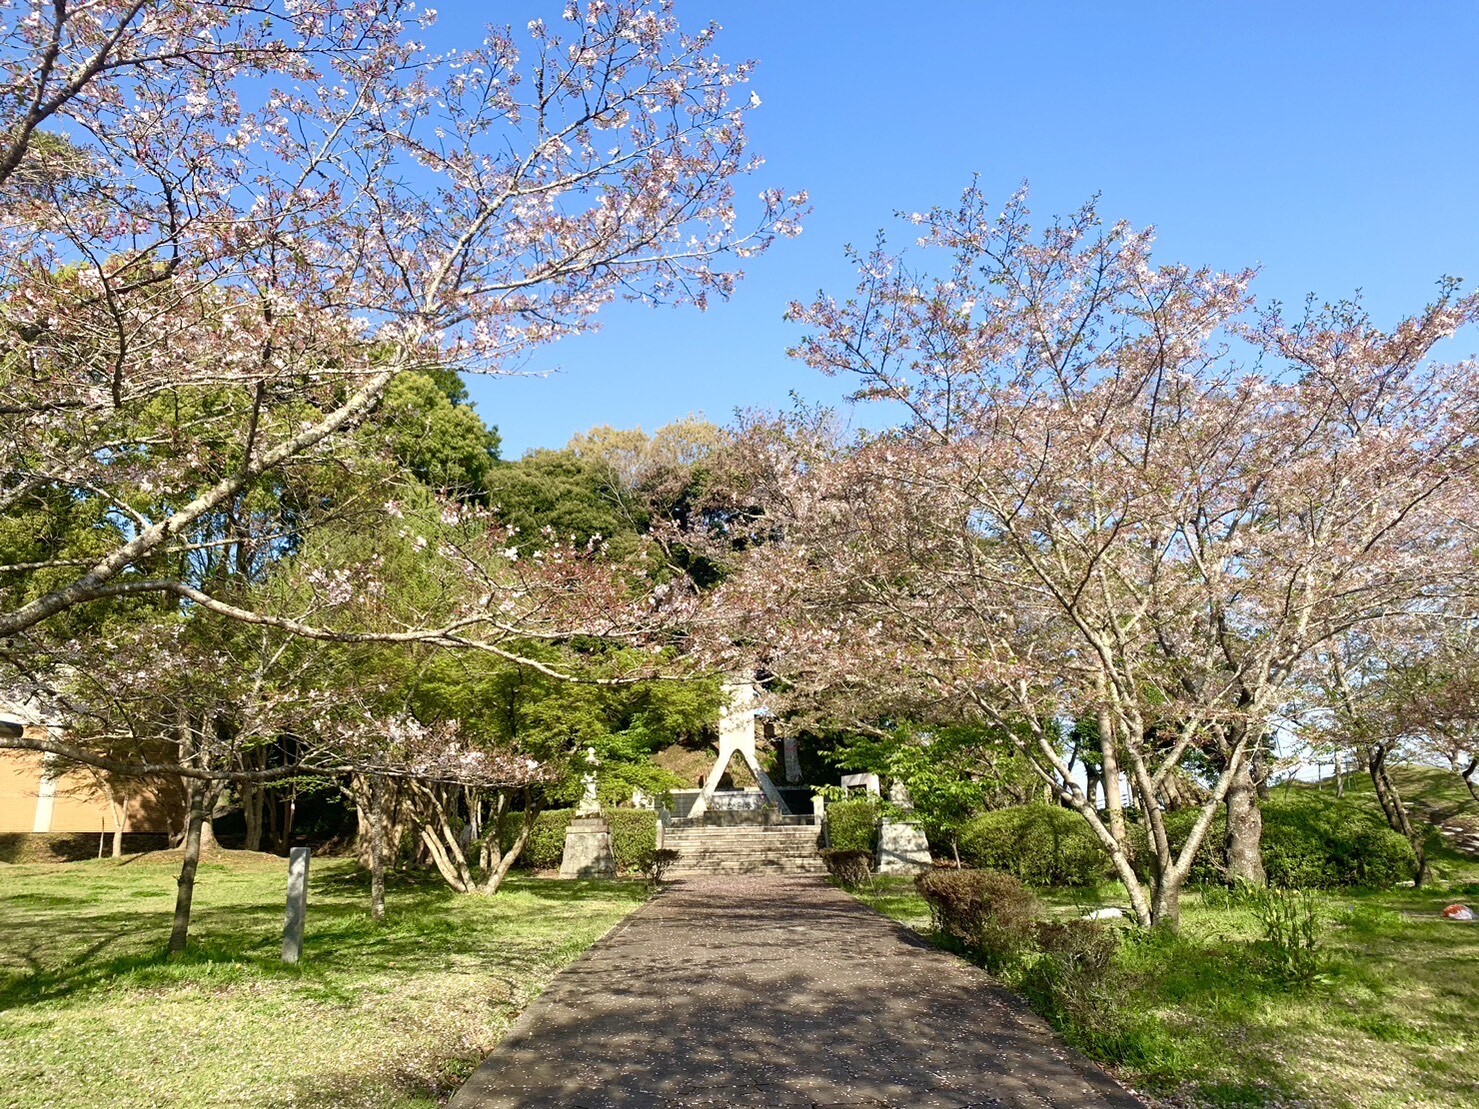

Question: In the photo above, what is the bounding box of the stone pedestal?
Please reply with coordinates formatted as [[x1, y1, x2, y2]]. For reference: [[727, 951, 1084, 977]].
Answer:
[[558, 817, 617, 879], [877, 821, 931, 874]]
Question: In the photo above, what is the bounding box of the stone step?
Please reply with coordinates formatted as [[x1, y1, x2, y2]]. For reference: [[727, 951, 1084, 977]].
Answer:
[[668, 833, 828, 839], [664, 835, 821, 847], [667, 859, 829, 877]]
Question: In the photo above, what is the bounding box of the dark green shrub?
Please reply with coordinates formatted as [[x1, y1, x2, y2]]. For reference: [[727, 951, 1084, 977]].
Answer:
[[604, 809, 658, 873], [646, 848, 681, 885], [1019, 920, 1127, 1056], [826, 798, 882, 852], [1033, 919, 1119, 974], [504, 807, 658, 873], [915, 867, 1037, 972], [1155, 793, 1416, 890], [511, 809, 576, 869], [958, 804, 1113, 887], [821, 848, 874, 888]]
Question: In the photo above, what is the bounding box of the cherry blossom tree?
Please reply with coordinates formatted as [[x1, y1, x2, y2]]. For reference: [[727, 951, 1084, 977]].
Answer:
[[712, 186, 1479, 927], [0, 0, 805, 643]]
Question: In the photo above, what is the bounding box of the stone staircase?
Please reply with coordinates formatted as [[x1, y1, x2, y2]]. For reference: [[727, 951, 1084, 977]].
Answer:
[[662, 820, 827, 878]]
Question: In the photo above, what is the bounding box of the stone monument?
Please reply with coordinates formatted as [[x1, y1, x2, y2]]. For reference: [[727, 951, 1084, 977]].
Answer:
[[688, 680, 788, 818], [559, 747, 616, 878], [877, 780, 931, 874]]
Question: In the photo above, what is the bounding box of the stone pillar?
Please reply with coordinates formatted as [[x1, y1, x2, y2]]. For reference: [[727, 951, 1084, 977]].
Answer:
[[782, 735, 802, 784], [559, 817, 616, 879], [281, 846, 310, 963], [878, 779, 929, 873]]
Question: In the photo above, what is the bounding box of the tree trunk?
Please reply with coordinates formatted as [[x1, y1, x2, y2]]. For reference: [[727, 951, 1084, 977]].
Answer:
[[242, 756, 265, 852], [168, 786, 212, 956], [1460, 757, 1478, 804], [368, 778, 386, 922], [481, 792, 538, 896], [109, 795, 126, 859], [1369, 744, 1429, 887], [1150, 875, 1183, 931], [1224, 755, 1266, 886]]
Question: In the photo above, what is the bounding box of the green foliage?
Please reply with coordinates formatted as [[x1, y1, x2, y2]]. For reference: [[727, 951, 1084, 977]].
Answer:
[[821, 848, 874, 888], [1156, 791, 1418, 889], [603, 809, 659, 873], [1018, 920, 1128, 1054], [646, 848, 681, 885], [827, 722, 1040, 848], [958, 804, 1113, 887], [506, 808, 657, 874], [375, 370, 501, 498], [516, 809, 577, 869], [483, 449, 638, 556], [826, 797, 881, 852], [405, 645, 720, 805], [1248, 886, 1324, 986]]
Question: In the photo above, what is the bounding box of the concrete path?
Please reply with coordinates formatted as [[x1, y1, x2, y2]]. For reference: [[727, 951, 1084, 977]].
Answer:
[[450, 876, 1144, 1109]]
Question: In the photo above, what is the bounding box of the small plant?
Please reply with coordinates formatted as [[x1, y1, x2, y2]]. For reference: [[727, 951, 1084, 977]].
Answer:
[[1020, 920, 1125, 1048], [821, 848, 875, 889], [644, 848, 681, 887], [1249, 886, 1323, 985]]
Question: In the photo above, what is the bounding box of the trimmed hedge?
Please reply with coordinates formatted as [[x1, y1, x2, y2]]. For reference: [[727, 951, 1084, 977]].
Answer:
[[821, 848, 874, 888], [958, 804, 1113, 887], [604, 809, 659, 873], [916, 867, 1037, 971], [826, 797, 881, 852], [504, 808, 658, 873], [514, 809, 576, 869], [1154, 792, 1417, 890]]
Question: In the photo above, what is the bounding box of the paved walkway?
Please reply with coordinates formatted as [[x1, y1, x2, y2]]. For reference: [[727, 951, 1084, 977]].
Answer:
[[450, 876, 1143, 1109]]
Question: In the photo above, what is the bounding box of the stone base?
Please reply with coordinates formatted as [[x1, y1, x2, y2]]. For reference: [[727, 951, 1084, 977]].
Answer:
[[877, 821, 931, 874], [558, 817, 617, 879]]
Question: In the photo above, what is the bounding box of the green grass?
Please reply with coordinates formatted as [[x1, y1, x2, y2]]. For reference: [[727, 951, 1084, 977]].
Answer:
[[850, 875, 1479, 1108], [0, 850, 647, 1108], [853, 771, 1479, 1104]]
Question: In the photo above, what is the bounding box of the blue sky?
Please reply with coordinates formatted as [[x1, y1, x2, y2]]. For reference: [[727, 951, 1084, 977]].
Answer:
[[459, 1, 1479, 457]]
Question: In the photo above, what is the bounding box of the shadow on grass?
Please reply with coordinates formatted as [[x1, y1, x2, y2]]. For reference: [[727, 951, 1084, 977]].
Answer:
[[0, 866, 646, 1014]]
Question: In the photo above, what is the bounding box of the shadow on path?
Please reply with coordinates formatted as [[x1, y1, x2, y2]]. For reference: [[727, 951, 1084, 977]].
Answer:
[[451, 876, 1144, 1108]]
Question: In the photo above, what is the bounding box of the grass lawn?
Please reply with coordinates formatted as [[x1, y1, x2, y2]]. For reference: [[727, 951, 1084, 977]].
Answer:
[[0, 850, 647, 1108], [851, 874, 1478, 1108]]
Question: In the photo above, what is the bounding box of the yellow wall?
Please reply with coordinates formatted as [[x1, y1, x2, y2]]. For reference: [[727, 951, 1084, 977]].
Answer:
[[0, 730, 177, 835]]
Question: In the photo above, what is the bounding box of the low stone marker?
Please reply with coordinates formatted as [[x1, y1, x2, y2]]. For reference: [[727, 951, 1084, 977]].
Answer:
[[877, 821, 931, 874], [877, 780, 930, 874], [282, 846, 310, 964], [559, 817, 617, 878]]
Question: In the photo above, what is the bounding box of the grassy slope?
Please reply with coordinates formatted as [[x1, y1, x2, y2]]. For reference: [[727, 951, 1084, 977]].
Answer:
[[854, 871, 1477, 1109], [0, 851, 646, 1109], [852, 772, 1479, 1108]]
